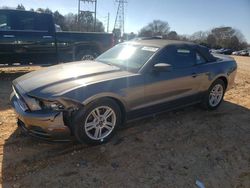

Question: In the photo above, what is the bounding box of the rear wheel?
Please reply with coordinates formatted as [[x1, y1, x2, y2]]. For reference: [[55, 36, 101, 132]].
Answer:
[[202, 79, 226, 110], [76, 50, 98, 61], [73, 98, 121, 145]]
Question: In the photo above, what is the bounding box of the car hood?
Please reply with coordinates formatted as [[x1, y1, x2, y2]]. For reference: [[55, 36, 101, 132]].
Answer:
[[13, 61, 134, 98]]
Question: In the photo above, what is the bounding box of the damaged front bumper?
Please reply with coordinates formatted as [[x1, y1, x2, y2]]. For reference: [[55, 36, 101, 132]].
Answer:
[[10, 93, 72, 141]]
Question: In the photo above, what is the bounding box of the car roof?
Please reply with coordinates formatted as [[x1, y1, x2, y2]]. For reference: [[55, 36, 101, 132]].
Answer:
[[124, 39, 196, 48], [0, 9, 51, 16]]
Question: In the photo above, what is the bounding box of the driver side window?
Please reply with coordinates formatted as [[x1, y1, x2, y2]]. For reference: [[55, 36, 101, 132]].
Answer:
[[152, 46, 175, 66], [173, 47, 196, 68]]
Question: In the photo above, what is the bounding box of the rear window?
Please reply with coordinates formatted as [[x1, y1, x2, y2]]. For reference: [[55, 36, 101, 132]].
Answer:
[[36, 14, 53, 32], [18, 14, 35, 30]]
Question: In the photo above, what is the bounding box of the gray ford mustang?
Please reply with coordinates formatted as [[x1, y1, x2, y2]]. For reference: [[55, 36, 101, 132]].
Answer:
[[10, 39, 237, 144]]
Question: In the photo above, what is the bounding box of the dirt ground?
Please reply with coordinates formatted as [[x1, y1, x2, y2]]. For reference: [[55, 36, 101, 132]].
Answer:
[[0, 56, 249, 188]]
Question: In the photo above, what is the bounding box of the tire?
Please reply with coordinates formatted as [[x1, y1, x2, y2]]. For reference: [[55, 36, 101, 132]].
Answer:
[[76, 50, 98, 61], [202, 79, 226, 110], [72, 98, 121, 145]]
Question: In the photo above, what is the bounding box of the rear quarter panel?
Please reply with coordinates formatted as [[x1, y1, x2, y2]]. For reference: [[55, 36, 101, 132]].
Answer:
[[197, 54, 237, 92]]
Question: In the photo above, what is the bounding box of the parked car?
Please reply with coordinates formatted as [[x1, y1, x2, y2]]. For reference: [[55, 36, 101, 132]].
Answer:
[[239, 50, 249, 56], [209, 49, 217, 53], [0, 9, 114, 65], [10, 40, 237, 144], [216, 48, 233, 55], [232, 50, 242, 55], [232, 50, 249, 56]]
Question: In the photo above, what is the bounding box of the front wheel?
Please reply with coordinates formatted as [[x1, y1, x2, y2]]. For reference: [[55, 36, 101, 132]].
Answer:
[[73, 98, 121, 145], [202, 79, 226, 110]]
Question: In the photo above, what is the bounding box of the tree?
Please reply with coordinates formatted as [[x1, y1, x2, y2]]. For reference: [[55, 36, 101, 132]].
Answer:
[[78, 12, 93, 32], [53, 11, 67, 30], [207, 34, 217, 48], [95, 20, 105, 32], [211, 26, 246, 50], [239, 41, 248, 50], [138, 20, 170, 37], [16, 4, 25, 10], [228, 36, 240, 50], [211, 27, 233, 48], [36, 8, 45, 13], [62, 12, 104, 32], [64, 13, 78, 31], [44, 8, 53, 14], [178, 35, 189, 41], [35, 8, 53, 14], [190, 31, 208, 43], [185, 26, 247, 50], [165, 31, 178, 40]]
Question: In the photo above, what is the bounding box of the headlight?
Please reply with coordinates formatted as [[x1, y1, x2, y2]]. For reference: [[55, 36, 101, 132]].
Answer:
[[25, 97, 41, 111], [40, 100, 64, 111]]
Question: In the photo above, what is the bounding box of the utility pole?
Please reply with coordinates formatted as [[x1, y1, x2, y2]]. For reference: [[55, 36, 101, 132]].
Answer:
[[94, 0, 97, 31], [78, 0, 97, 31], [107, 12, 110, 33], [114, 0, 127, 37]]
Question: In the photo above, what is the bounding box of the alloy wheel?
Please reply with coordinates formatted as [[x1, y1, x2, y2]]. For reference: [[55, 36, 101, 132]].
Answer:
[[84, 106, 116, 140], [209, 84, 224, 107]]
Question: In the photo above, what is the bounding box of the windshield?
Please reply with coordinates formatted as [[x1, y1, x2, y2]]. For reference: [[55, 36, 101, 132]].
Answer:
[[96, 44, 159, 72]]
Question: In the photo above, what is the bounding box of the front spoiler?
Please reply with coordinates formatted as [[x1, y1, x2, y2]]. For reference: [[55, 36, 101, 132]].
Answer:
[[17, 119, 72, 142]]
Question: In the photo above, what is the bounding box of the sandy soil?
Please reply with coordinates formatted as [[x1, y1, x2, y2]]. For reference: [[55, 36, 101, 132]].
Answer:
[[0, 56, 249, 188]]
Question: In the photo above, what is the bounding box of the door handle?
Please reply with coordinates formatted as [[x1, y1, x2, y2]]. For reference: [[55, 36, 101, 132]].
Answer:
[[3, 35, 15, 38], [43, 35, 52, 39], [191, 73, 197, 78]]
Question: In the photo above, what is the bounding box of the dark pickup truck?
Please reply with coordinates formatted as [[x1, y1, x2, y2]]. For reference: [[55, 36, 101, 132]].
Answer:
[[0, 9, 114, 65]]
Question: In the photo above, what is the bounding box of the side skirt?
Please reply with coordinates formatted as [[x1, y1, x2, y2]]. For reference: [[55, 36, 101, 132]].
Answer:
[[126, 96, 203, 123]]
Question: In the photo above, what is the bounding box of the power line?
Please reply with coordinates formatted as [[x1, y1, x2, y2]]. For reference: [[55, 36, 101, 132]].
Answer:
[[114, 0, 127, 36]]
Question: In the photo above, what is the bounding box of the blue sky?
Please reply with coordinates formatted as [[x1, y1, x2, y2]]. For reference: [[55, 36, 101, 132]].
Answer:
[[1, 0, 250, 42]]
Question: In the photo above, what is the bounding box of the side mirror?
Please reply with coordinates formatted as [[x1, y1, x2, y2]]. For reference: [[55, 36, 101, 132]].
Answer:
[[153, 63, 172, 72]]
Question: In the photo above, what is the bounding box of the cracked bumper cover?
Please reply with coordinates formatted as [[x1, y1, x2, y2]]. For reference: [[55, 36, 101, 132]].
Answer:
[[10, 93, 72, 140]]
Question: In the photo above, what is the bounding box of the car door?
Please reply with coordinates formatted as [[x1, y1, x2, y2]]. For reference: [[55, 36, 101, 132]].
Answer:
[[12, 11, 57, 64], [0, 10, 17, 64], [143, 45, 202, 109]]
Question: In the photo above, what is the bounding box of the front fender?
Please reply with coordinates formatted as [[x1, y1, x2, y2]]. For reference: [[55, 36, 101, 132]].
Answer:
[[81, 92, 128, 111]]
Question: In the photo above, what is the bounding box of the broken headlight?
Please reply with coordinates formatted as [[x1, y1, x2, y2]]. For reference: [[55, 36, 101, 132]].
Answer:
[[26, 97, 42, 111], [40, 100, 65, 111]]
